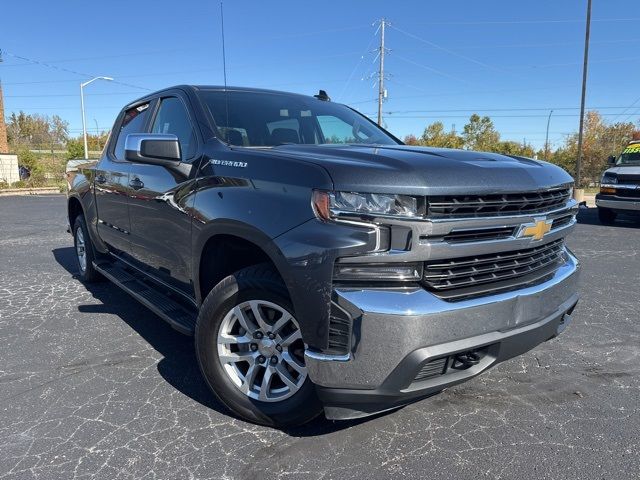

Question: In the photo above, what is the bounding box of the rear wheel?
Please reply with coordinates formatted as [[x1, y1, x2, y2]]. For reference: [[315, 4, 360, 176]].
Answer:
[[73, 215, 101, 282], [195, 264, 322, 427], [598, 207, 617, 225]]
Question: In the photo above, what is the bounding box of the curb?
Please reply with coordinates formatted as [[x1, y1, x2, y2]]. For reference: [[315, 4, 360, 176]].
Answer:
[[0, 187, 63, 196]]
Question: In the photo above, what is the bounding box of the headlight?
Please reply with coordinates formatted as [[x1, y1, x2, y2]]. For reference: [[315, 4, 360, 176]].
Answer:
[[312, 190, 419, 220], [601, 173, 617, 185]]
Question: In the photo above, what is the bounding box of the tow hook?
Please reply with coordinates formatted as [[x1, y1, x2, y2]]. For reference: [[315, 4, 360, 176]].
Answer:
[[451, 351, 481, 370]]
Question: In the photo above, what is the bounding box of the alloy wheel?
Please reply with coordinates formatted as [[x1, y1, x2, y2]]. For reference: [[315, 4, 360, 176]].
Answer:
[[216, 300, 307, 402], [75, 227, 87, 273]]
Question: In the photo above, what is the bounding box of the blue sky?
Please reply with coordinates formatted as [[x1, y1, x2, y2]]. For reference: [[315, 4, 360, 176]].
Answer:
[[1, 0, 639, 150]]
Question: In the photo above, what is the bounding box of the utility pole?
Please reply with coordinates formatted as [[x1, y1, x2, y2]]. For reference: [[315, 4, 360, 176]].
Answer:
[[544, 110, 554, 161], [377, 19, 387, 126], [576, 0, 592, 189]]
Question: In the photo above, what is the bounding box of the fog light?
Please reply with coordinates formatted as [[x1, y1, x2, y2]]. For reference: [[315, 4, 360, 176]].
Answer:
[[334, 263, 423, 281]]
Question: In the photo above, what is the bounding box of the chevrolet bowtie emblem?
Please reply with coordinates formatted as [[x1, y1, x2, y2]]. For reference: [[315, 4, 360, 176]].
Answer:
[[520, 218, 552, 241]]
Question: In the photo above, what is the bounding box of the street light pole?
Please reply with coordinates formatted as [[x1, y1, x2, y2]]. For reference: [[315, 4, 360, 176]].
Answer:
[[80, 76, 113, 158], [576, 0, 592, 189], [544, 110, 554, 161]]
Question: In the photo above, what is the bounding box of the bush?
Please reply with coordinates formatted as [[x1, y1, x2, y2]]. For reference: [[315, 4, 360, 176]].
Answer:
[[17, 148, 38, 171], [66, 139, 85, 160], [11, 180, 26, 188]]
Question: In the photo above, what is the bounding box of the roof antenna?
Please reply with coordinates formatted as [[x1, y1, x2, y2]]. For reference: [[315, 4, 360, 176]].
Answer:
[[220, 2, 230, 143], [314, 90, 331, 101]]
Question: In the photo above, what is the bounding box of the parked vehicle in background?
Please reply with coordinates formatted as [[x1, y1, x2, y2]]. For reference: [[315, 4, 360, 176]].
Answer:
[[66, 85, 580, 427], [597, 138, 640, 224]]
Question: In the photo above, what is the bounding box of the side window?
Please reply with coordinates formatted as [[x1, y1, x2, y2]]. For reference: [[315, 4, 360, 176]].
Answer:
[[151, 97, 196, 160], [113, 103, 150, 160]]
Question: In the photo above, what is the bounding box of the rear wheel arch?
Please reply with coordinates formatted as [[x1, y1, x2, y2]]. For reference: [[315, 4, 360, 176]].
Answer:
[[68, 196, 84, 228]]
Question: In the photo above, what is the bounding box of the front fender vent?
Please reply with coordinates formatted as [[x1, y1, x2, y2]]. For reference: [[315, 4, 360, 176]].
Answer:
[[326, 301, 353, 355]]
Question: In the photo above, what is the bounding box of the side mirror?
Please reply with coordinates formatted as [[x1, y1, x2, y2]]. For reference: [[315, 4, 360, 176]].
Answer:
[[125, 133, 181, 165], [607, 155, 617, 165]]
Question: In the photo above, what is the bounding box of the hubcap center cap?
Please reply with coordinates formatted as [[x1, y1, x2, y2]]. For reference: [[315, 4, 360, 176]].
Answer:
[[258, 338, 277, 357]]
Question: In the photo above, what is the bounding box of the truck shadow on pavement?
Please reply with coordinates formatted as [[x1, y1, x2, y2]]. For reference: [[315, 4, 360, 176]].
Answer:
[[577, 207, 640, 228], [52, 246, 371, 436]]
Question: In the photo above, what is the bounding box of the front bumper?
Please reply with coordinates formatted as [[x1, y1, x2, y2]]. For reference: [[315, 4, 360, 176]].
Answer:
[[305, 250, 580, 420], [596, 194, 640, 212]]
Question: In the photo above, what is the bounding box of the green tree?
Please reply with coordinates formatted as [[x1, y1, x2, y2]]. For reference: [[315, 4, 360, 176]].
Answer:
[[421, 122, 463, 148], [462, 114, 500, 152]]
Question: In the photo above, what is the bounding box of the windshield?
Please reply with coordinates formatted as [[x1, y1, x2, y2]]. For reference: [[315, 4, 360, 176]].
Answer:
[[198, 90, 399, 147], [617, 143, 640, 165]]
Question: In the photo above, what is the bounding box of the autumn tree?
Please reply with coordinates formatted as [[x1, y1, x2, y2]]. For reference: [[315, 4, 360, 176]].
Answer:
[[6, 112, 69, 149], [558, 111, 636, 185]]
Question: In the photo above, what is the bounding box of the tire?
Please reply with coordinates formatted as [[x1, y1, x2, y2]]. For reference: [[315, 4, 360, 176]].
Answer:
[[195, 263, 322, 427], [73, 215, 101, 282], [598, 207, 616, 225]]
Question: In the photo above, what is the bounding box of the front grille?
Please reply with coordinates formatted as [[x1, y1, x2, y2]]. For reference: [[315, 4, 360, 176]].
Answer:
[[551, 213, 574, 230], [427, 187, 571, 218], [423, 239, 566, 301], [616, 188, 640, 198], [618, 174, 640, 186]]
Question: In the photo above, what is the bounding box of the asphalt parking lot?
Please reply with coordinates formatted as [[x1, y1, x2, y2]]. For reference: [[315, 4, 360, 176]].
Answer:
[[0, 194, 638, 480]]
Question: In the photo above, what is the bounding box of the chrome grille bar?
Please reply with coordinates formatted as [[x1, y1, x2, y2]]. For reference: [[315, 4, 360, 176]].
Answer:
[[427, 187, 571, 218], [423, 239, 565, 299]]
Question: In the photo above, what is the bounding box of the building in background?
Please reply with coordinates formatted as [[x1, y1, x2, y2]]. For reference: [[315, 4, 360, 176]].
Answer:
[[0, 81, 20, 184]]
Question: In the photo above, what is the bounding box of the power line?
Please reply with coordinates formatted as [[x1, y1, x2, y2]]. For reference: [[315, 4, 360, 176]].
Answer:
[[4, 92, 142, 98], [365, 113, 639, 119], [1, 51, 151, 91], [404, 17, 640, 26], [390, 24, 522, 79], [393, 54, 474, 86], [369, 106, 639, 114], [337, 22, 380, 101]]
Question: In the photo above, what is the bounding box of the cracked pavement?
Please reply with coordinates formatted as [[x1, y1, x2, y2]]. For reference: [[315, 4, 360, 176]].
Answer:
[[0, 195, 638, 479]]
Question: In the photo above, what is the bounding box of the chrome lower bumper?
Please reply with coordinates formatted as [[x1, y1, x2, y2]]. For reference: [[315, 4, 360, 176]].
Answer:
[[596, 198, 640, 211], [305, 250, 580, 390]]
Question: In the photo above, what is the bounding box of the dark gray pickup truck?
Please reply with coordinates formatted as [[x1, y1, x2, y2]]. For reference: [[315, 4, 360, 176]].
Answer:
[[67, 85, 580, 427]]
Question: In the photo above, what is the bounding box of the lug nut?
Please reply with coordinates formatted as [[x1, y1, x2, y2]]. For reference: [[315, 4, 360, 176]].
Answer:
[[270, 356, 278, 365], [254, 331, 263, 340], [268, 332, 276, 340], [276, 345, 282, 352], [257, 355, 266, 364], [250, 343, 258, 352]]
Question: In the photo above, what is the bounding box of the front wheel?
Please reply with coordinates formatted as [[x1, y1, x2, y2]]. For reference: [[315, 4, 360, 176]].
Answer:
[[597, 207, 617, 225], [195, 264, 322, 427]]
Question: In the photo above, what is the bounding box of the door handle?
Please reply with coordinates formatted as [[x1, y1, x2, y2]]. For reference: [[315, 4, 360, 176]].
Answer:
[[95, 174, 107, 184], [129, 178, 144, 190]]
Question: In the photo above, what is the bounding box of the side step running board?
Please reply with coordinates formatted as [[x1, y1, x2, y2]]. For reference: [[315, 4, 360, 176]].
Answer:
[[93, 260, 197, 335]]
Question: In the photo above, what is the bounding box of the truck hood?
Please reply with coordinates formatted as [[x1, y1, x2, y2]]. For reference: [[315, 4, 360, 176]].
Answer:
[[603, 165, 640, 177], [271, 144, 573, 195]]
